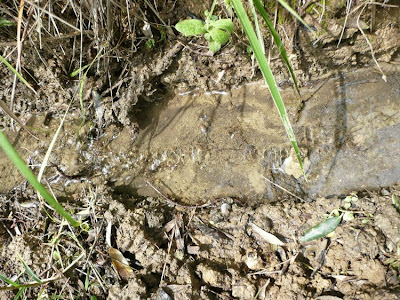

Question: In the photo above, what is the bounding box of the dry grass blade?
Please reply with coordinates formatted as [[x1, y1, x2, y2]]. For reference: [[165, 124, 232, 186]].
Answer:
[[24, 0, 80, 31], [357, 4, 386, 82], [10, 0, 25, 112], [0, 98, 37, 139]]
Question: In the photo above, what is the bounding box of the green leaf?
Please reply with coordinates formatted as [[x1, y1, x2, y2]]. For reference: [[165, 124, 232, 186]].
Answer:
[[14, 287, 26, 300], [85, 269, 90, 291], [210, 28, 230, 45], [253, 0, 300, 95], [213, 19, 234, 33], [300, 215, 342, 242], [18, 255, 42, 284], [0, 18, 14, 27], [175, 19, 206, 36], [0, 273, 20, 287], [208, 40, 221, 53]]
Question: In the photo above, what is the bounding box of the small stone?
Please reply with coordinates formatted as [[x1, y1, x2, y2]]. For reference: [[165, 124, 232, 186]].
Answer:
[[221, 203, 231, 216], [245, 252, 263, 270]]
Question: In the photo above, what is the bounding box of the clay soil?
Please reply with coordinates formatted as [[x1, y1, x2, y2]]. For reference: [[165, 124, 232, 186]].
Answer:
[[0, 0, 400, 299]]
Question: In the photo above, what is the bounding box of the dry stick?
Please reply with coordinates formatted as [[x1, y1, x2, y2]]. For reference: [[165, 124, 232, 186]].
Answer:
[[261, 176, 305, 202], [0, 30, 94, 47], [146, 181, 213, 209], [0, 98, 38, 139]]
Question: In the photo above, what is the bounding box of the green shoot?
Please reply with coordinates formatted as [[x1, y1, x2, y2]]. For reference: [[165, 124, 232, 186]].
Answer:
[[175, 1, 234, 54], [0, 131, 80, 227], [231, 0, 306, 177], [0, 273, 19, 288], [18, 256, 42, 284]]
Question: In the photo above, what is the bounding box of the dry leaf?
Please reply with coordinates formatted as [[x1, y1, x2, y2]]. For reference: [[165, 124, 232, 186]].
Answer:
[[109, 247, 133, 280], [249, 222, 285, 246]]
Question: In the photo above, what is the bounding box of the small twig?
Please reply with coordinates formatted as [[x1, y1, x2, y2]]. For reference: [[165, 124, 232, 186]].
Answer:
[[0, 30, 94, 47], [0, 220, 14, 238], [337, 0, 352, 48], [261, 176, 305, 202], [146, 181, 213, 209]]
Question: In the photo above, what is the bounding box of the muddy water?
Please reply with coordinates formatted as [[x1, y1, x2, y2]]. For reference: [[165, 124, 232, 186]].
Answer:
[[99, 63, 398, 203], [1, 64, 399, 204]]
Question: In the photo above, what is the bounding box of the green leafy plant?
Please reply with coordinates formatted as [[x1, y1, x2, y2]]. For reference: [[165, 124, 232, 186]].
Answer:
[[175, 4, 234, 53]]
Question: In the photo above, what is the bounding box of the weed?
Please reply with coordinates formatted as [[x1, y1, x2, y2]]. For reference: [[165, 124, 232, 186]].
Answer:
[[175, 3, 234, 54]]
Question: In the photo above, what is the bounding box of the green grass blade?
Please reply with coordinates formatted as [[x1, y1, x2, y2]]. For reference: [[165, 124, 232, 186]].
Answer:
[[0, 131, 80, 227], [276, 0, 315, 34], [69, 64, 90, 78], [231, 0, 305, 178], [253, 0, 300, 95], [0, 273, 20, 287], [13, 287, 26, 300], [18, 256, 42, 284], [0, 54, 37, 95], [249, 0, 265, 54]]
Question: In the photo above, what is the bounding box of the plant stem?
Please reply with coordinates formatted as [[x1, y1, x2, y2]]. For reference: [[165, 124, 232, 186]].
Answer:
[[209, 0, 218, 16]]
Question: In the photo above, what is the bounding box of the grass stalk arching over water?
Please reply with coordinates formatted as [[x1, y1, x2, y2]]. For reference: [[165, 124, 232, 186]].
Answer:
[[231, 0, 306, 178], [0, 131, 80, 227]]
